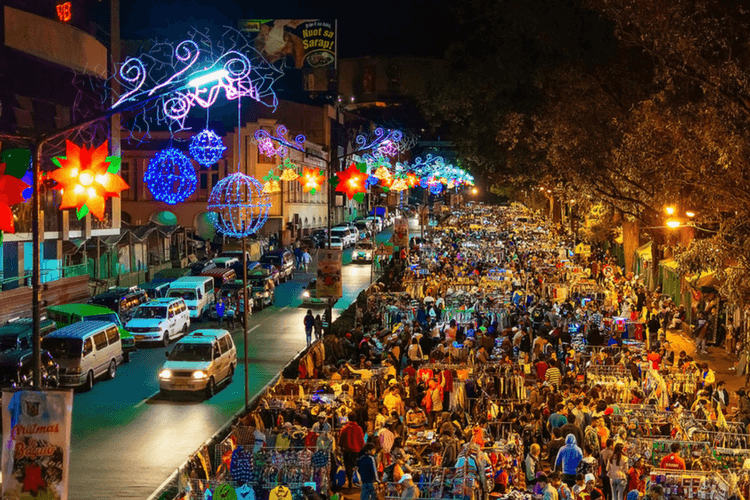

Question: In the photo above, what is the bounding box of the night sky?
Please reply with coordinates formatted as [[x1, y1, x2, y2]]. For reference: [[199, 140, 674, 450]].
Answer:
[[120, 0, 454, 58]]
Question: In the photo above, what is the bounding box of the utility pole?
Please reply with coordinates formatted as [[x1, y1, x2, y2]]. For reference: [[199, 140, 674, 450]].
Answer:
[[242, 230, 249, 409]]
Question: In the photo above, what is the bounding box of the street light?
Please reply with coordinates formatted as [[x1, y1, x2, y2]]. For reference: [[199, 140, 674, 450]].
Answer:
[[666, 219, 681, 228], [472, 188, 478, 195], [188, 68, 229, 87], [666, 206, 675, 215]]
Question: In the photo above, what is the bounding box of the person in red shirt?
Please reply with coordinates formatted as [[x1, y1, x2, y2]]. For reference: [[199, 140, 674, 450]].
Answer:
[[627, 456, 647, 493], [535, 355, 549, 381], [659, 443, 686, 470], [338, 413, 365, 487], [646, 348, 661, 370]]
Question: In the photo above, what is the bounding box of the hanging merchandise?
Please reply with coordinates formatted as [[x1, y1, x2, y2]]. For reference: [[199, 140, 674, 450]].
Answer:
[[298, 167, 325, 194], [50, 140, 129, 220], [144, 148, 198, 205], [333, 162, 367, 202], [208, 172, 271, 238], [189, 128, 226, 166], [278, 158, 300, 181], [0, 158, 29, 235]]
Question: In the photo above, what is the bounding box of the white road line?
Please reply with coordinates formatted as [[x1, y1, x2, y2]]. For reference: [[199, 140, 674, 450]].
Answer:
[[278, 307, 288, 312], [248, 325, 261, 334], [135, 390, 160, 408]]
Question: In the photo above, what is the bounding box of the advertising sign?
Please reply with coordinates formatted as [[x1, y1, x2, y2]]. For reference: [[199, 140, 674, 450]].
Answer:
[[393, 218, 409, 248], [317, 249, 342, 299], [2, 390, 73, 500], [239, 19, 336, 69]]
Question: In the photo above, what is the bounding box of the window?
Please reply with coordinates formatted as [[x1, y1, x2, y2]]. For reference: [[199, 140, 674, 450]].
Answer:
[[106, 327, 120, 344], [121, 161, 132, 200], [93, 332, 108, 350], [219, 335, 231, 352], [177, 301, 186, 314], [168, 305, 176, 318], [83, 337, 94, 356], [213, 342, 221, 356]]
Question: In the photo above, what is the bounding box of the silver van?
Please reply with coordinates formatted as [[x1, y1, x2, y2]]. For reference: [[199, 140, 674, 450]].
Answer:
[[41, 321, 123, 391]]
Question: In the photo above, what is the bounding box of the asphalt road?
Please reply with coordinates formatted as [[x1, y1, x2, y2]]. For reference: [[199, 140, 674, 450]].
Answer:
[[67, 225, 402, 500]]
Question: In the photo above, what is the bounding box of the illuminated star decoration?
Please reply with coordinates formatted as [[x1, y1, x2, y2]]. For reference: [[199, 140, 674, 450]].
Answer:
[[50, 140, 129, 220], [298, 167, 326, 194], [0, 161, 29, 234], [334, 163, 367, 202], [189, 128, 226, 166]]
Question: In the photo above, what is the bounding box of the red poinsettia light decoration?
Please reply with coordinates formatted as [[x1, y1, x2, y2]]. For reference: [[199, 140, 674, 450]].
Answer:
[[0, 162, 29, 233], [335, 163, 367, 200], [49, 140, 128, 220], [406, 173, 419, 188], [299, 167, 326, 194]]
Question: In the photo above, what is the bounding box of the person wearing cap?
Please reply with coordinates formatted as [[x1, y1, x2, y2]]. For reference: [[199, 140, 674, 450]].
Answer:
[[583, 473, 604, 499], [398, 473, 419, 500], [312, 413, 330, 434]]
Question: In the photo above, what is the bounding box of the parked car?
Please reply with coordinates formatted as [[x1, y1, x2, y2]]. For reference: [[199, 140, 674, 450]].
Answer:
[[189, 260, 217, 276], [167, 276, 215, 321], [159, 329, 237, 398], [228, 259, 261, 278], [301, 279, 335, 308], [0, 349, 58, 389], [258, 263, 281, 286], [89, 287, 149, 323], [352, 240, 374, 263], [200, 267, 238, 293], [126, 298, 191, 346], [329, 236, 344, 250], [331, 227, 354, 248], [259, 249, 295, 282], [354, 221, 371, 239], [42, 321, 124, 390], [211, 282, 252, 320], [0, 318, 57, 353], [366, 216, 383, 232], [152, 268, 192, 281], [46, 304, 136, 362], [300, 236, 321, 251], [212, 257, 239, 269], [140, 279, 172, 299], [247, 271, 276, 310]]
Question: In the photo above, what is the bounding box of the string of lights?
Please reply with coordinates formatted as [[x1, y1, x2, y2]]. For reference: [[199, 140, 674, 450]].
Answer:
[[144, 148, 198, 205]]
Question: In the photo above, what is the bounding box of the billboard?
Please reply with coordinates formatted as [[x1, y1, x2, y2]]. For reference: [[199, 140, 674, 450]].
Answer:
[[239, 19, 336, 69], [2, 390, 73, 500], [393, 218, 409, 248], [317, 249, 342, 299]]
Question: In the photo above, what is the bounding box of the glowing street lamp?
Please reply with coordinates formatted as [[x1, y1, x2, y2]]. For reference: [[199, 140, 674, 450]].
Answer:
[[188, 68, 229, 87], [666, 219, 681, 228], [665, 206, 675, 215], [686, 211, 695, 218], [472, 188, 478, 195]]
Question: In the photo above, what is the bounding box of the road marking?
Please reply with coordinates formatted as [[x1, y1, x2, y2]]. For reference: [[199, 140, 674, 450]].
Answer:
[[248, 325, 260, 334], [135, 390, 160, 408], [278, 307, 288, 312]]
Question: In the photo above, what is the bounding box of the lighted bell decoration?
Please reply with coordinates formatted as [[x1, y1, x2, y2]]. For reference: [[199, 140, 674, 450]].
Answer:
[[189, 129, 226, 167], [208, 172, 270, 238], [447, 180, 455, 189], [299, 167, 326, 194], [390, 177, 408, 192], [144, 148, 198, 205], [374, 165, 391, 180], [262, 179, 281, 194], [334, 163, 367, 200], [279, 166, 300, 181], [49, 140, 129, 220]]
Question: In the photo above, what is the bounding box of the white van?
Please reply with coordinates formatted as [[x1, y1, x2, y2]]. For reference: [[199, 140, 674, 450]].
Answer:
[[41, 321, 123, 391], [331, 227, 354, 248], [125, 298, 191, 346], [158, 329, 237, 398], [167, 276, 215, 321]]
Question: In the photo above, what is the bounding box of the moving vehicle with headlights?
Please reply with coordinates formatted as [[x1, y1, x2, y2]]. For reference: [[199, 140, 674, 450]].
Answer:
[[158, 329, 237, 398], [248, 271, 276, 310], [301, 279, 336, 308], [0, 349, 58, 389], [46, 304, 136, 362], [352, 239, 374, 263], [42, 321, 124, 391], [125, 298, 191, 346]]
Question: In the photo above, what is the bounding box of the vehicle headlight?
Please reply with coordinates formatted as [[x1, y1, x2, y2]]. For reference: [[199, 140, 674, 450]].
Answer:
[[303, 291, 310, 298], [149, 327, 162, 332], [159, 369, 172, 379], [68, 367, 82, 375], [192, 371, 206, 379]]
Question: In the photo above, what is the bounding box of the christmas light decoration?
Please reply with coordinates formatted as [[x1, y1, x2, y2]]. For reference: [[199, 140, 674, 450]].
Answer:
[[50, 140, 128, 220], [254, 125, 306, 158], [262, 179, 281, 194], [0, 162, 29, 234], [406, 173, 419, 188], [144, 148, 198, 205], [430, 182, 443, 195], [278, 157, 300, 181], [355, 128, 403, 157], [334, 163, 367, 200], [189, 129, 226, 166], [374, 165, 391, 180], [299, 167, 326, 194], [390, 177, 408, 192], [365, 175, 379, 188], [208, 172, 270, 238]]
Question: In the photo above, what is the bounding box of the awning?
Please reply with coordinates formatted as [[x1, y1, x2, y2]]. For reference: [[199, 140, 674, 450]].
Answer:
[[635, 241, 652, 259], [660, 258, 678, 270], [150, 211, 178, 226]]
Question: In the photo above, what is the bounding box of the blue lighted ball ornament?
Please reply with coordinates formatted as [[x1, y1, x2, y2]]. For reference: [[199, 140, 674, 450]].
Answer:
[[207, 172, 270, 238], [189, 129, 226, 167], [430, 183, 443, 195], [419, 177, 429, 189], [144, 148, 198, 205]]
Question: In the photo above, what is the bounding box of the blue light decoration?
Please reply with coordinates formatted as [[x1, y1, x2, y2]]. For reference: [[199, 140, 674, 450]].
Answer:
[[430, 183, 444, 195], [365, 175, 379, 188], [144, 148, 198, 205], [207, 172, 270, 238], [355, 128, 403, 158], [253, 125, 306, 158], [419, 177, 429, 189], [189, 128, 226, 166]]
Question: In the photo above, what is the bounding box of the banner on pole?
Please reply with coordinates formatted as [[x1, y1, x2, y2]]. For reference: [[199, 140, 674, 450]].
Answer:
[[2, 390, 73, 500], [317, 249, 342, 299], [393, 218, 409, 248]]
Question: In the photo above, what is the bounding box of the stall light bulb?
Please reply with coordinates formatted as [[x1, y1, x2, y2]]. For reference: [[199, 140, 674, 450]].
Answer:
[[666, 206, 675, 215], [666, 219, 681, 228]]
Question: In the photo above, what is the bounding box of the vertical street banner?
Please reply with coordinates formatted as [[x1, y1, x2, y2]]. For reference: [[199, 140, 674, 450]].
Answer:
[[317, 249, 343, 299], [393, 218, 409, 248], [2, 390, 73, 500]]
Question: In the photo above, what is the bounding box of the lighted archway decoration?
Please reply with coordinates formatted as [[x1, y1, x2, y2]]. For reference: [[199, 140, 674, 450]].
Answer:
[[0, 161, 29, 234], [334, 163, 367, 201], [299, 167, 326, 194], [207, 172, 270, 238], [50, 140, 129, 220]]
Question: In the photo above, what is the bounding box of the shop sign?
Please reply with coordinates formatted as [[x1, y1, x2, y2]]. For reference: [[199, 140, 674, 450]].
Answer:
[[393, 217, 409, 248], [317, 249, 342, 299], [2, 390, 73, 500]]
